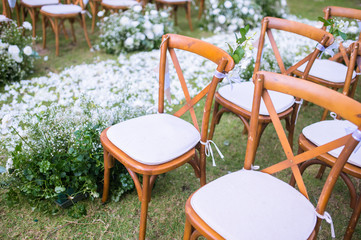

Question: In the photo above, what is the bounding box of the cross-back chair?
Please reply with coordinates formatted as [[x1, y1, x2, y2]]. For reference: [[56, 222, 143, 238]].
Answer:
[[20, 0, 60, 38], [209, 17, 334, 157], [292, 42, 361, 240], [293, 6, 361, 120], [88, 0, 100, 32], [155, 0, 193, 31], [2, 0, 20, 23], [184, 71, 361, 240], [40, 0, 92, 56], [100, 33, 234, 240]]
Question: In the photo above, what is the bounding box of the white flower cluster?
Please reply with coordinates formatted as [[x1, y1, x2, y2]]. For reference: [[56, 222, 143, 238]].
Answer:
[[0, 21, 36, 83], [202, 0, 263, 33], [98, 4, 173, 54]]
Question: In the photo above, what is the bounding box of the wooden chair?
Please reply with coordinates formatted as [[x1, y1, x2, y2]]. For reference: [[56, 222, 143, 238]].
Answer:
[[100, 33, 234, 240], [40, 0, 92, 56], [293, 42, 361, 240], [20, 0, 60, 38], [293, 6, 361, 120], [100, 0, 139, 14], [184, 71, 361, 239], [155, 0, 193, 31], [2, 0, 20, 23], [209, 17, 334, 156]]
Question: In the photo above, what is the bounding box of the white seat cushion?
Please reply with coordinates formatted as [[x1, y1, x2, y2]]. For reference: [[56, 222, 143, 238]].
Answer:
[[22, 0, 59, 6], [191, 169, 317, 240], [41, 4, 82, 14], [102, 0, 138, 7], [107, 113, 200, 165], [218, 82, 295, 116], [297, 59, 356, 83], [303, 120, 361, 167]]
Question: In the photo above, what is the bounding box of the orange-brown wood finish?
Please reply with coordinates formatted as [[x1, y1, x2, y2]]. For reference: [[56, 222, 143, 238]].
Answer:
[[155, 0, 193, 31], [101, 33, 234, 240], [184, 71, 361, 239], [20, 0, 61, 38], [40, 0, 92, 56], [209, 17, 334, 157], [2, 0, 20, 23], [295, 52, 361, 238], [293, 6, 361, 120], [89, 0, 100, 32]]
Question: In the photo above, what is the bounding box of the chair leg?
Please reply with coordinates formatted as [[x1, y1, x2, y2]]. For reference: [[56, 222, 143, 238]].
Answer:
[[91, 1, 98, 33], [139, 174, 151, 240], [344, 194, 361, 240], [102, 149, 114, 203], [173, 6, 178, 26], [81, 13, 92, 49], [185, 2, 193, 31], [29, 8, 37, 38], [54, 18, 59, 56], [183, 217, 193, 240], [70, 19, 76, 43], [42, 15, 47, 49], [197, 0, 204, 19]]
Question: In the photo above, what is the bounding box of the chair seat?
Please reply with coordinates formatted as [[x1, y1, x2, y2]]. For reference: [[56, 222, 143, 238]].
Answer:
[[303, 120, 361, 167], [218, 82, 295, 115], [102, 0, 139, 7], [106, 113, 200, 165], [22, 0, 58, 7], [191, 169, 317, 240], [297, 59, 356, 83], [41, 4, 82, 15]]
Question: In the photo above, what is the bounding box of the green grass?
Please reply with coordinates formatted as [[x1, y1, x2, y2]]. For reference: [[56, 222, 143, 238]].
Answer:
[[287, 0, 361, 20], [1, 1, 361, 239]]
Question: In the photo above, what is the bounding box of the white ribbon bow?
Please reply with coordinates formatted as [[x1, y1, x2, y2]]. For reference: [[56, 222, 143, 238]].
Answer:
[[81, 10, 92, 18], [200, 140, 224, 167], [316, 42, 338, 58], [315, 211, 335, 238], [214, 70, 242, 89]]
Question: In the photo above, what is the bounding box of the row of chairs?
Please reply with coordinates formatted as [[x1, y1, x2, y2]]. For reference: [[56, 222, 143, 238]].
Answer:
[[1, 0, 194, 56], [100, 6, 361, 240]]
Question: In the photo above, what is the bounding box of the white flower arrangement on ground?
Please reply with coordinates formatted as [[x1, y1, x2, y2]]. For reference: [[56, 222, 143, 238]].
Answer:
[[201, 0, 263, 33], [0, 21, 37, 84], [98, 4, 173, 54]]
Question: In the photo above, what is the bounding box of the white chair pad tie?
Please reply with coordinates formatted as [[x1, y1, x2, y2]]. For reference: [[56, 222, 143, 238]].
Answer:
[[315, 211, 335, 238], [107, 113, 200, 165], [190, 169, 317, 240], [200, 140, 224, 167], [218, 81, 295, 115]]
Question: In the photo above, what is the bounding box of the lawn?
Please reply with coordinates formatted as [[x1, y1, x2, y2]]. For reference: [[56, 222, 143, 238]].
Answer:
[[1, 0, 361, 239]]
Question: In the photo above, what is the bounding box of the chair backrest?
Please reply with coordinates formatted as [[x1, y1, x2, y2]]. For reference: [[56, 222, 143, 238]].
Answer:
[[159, 33, 234, 142], [245, 70, 361, 237], [323, 6, 361, 40], [254, 17, 335, 80]]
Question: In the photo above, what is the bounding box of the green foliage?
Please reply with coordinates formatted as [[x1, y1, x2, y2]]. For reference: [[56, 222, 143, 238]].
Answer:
[[227, 25, 253, 64], [4, 102, 141, 203], [0, 21, 38, 84], [318, 17, 348, 41], [255, 0, 288, 18]]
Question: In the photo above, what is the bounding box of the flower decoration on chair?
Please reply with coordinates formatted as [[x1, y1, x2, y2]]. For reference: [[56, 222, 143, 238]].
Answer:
[[98, 4, 173, 54], [0, 21, 38, 84]]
